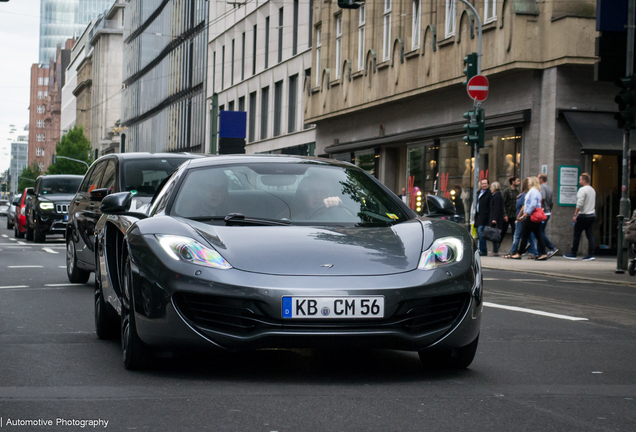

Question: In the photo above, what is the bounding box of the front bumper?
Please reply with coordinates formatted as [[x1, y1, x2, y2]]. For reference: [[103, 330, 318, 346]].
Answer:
[[37, 212, 68, 234]]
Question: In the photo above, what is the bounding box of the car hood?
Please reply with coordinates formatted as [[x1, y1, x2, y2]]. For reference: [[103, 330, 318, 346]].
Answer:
[[39, 194, 75, 203], [184, 219, 424, 276]]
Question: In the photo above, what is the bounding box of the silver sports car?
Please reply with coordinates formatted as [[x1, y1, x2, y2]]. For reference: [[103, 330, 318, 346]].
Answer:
[[94, 155, 483, 370]]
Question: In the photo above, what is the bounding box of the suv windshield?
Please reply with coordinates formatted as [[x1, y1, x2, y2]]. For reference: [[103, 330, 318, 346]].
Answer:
[[124, 158, 191, 197], [171, 163, 410, 226], [41, 177, 82, 195]]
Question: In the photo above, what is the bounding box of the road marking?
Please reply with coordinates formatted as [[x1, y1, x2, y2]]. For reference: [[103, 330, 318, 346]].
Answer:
[[7, 265, 44, 268], [16, 241, 27, 245], [509, 279, 548, 282], [484, 278, 500, 281], [1, 234, 7, 238], [44, 283, 85, 287], [0, 285, 29, 289], [484, 302, 588, 321], [9, 238, 16, 241], [59, 266, 67, 268], [42, 248, 58, 254]]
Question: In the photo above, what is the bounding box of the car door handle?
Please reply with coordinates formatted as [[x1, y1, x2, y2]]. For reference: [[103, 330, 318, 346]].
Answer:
[[89, 203, 95, 208]]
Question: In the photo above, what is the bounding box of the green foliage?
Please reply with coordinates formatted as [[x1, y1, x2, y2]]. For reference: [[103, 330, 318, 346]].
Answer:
[[18, 162, 40, 192], [46, 126, 93, 175]]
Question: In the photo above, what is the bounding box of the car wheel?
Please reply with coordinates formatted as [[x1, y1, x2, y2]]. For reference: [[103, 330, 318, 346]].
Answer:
[[629, 261, 636, 277], [6, 218, 12, 229], [25, 222, 33, 241], [418, 335, 479, 369], [33, 219, 46, 243], [121, 254, 150, 370], [14, 224, 23, 239], [95, 279, 119, 340], [66, 236, 90, 283]]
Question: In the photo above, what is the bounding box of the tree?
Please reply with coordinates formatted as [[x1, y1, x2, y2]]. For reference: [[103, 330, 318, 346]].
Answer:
[[18, 162, 40, 192], [46, 126, 93, 175]]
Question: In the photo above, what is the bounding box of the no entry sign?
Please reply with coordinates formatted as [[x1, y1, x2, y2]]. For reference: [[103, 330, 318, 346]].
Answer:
[[467, 75, 489, 101]]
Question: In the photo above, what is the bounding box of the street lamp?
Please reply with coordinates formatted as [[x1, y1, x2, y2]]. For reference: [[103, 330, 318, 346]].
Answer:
[[51, 155, 89, 169]]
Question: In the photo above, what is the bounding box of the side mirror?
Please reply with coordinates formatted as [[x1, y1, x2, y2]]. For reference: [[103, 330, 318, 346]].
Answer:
[[426, 195, 457, 216], [90, 188, 109, 201], [100, 192, 147, 219], [27, 188, 35, 196]]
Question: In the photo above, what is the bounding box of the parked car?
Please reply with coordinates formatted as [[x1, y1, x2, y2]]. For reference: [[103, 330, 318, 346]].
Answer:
[[0, 199, 9, 216], [66, 152, 202, 284], [93, 155, 482, 370], [7, 196, 19, 229], [14, 188, 33, 238], [25, 175, 83, 243]]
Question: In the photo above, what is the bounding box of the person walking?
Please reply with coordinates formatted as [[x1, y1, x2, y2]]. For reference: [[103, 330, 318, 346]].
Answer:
[[503, 178, 537, 259], [489, 182, 505, 256], [509, 176, 548, 260], [502, 177, 520, 239], [538, 173, 558, 257], [475, 178, 492, 256], [563, 173, 596, 261]]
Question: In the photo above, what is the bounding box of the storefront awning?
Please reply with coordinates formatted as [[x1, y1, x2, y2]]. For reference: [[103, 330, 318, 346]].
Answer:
[[562, 111, 626, 152]]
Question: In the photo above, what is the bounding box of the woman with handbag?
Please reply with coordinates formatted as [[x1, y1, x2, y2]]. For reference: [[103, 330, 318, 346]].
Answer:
[[510, 176, 548, 260], [489, 182, 505, 256]]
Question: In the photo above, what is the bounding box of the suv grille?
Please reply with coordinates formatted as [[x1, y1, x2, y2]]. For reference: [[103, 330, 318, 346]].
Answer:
[[173, 292, 470, 336], [55, 204, 69, 214]]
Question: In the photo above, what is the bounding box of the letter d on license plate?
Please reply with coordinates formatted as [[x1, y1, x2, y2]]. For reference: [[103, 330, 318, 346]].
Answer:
[[282, 296, 384, 319]]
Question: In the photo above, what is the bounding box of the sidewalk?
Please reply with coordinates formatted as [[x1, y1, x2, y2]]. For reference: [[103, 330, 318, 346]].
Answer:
[[480, 255, 636, 286]]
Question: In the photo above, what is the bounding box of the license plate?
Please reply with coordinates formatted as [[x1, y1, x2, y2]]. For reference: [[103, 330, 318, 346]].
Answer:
[[64, 215, 68, 221], [282, 296, 385, 319]]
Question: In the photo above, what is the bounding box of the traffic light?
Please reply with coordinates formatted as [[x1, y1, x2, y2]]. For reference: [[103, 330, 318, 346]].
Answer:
[[462, 53, 478, 86], [337, 0, 360, 9], [463, 108, 485, 148], [615, 75, 636, 129], [52, 154, 57, 165]]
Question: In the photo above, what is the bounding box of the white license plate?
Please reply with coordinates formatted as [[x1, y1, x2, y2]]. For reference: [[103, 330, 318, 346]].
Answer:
[[282, 296, 385, 319]]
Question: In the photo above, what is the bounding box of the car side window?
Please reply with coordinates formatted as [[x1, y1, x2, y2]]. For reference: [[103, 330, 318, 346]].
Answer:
[[101, 161, 117, 193], [150, 174, 177, 216], [79, 165, 96, 193], [87, 162, 107, 194]]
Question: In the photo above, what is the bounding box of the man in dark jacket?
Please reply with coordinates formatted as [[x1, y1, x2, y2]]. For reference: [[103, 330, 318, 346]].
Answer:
[[475, 178, 492, 256], [502, 177, 519, 239]]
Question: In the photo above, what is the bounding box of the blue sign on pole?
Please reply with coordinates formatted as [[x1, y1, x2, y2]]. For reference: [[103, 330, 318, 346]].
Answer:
[[219, 111, 247, 139]]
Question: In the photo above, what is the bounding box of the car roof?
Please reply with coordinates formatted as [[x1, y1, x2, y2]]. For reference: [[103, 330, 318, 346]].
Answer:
[[184, 154, 355, 170], [36, 174, 84, 179], [94, 152, 206, 163]]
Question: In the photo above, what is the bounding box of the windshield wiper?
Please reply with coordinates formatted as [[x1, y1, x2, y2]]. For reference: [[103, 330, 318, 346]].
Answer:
[[223, 213, 291, 226]]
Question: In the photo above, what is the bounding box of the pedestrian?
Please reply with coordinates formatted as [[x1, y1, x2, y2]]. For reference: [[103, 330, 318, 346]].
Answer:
[[563, 173, 596, 261], [475, 178, 492, 256], [489, 182, 505, 256], [398, 187, 407, 204], [452, 185, 465, 223], [502, 177, 520, 239], [503, 178, 537, 259], [509, 176, 548, 260], [538, 173, 558, 257]]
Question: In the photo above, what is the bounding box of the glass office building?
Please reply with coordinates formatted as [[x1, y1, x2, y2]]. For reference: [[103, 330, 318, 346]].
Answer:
[[39, 0, 113, 64]]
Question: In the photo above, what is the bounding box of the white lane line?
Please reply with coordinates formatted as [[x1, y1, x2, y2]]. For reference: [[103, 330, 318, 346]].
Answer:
[[1, 234, 7, 238], [484, 302, 588, 321], [509, 279, 548, 282], [7, 265, 44, 268], [44, 283, 85, 287], [16, 241, 27, 245], [42, 248, 58, 254], [9, 238, 16, 241], [0, 285, 29, 290], [59, 266, 67, 268], [484, 278, 500, 281]]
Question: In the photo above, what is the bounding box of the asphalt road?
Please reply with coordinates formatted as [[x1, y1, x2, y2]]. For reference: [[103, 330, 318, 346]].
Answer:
[[0, 216, 635, 431]]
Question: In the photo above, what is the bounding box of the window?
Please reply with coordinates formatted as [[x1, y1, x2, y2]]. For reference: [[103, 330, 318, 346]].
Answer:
[[221, 46, 225, 89], [308, 0, 313, 48], [231, 39, 235, 86], [38, 77, 43, 85], [265, 17, 270, 69], [412, 0, 421, 49], [37, 91, 43, 99], [288, 74, 298, 133], [249, 92, 257, 142], [238, 96, 245, 112], [101, 161, 117, 192], [335, 16, 342, 79], [43, 91, 47, 98], [36, 147, 42, 156], [293, 0, 299, 56], [358, 5, 366, 71], [274, 81, 283, 137], [44, 77, 49, 86], [485, 0, 497, 22], [241, 32, 246, 81], [316, 28, 322, 87], [36, 134, 42, 142], [383, 0, 392, 61], [445, 0, 456, 38], [278, 8, 284, 63], [37, 119, 43, 128], [37, 105, 44, 114], [41, 149, 45, 156], [261, 86, 269, 140], [253, 25, 258, 75], [39, 162, 44, 172], [228, 101, 235, 111]]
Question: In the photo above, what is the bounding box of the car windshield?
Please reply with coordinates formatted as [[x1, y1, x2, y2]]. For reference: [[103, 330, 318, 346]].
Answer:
[[41, 177, 82, 195], [124, 158, 191, 197], [171, 162, 410, 226]]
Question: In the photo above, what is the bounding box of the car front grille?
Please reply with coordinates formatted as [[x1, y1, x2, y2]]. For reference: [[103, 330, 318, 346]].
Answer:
[[172, 292, 470, 336], [55, 203, 69, 214]]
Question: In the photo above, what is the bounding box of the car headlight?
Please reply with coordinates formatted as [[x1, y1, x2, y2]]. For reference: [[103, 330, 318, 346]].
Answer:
[[39, 202, 54, 210], [418, 237, 464, 270], [155, 235, 232, 269]]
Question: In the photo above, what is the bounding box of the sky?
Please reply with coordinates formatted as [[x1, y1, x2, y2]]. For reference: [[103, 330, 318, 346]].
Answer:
[[0, 0, 40, 174]]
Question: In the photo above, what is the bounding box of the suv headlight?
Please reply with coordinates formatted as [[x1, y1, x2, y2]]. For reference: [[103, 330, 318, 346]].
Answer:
[[155, 235, 232, 269], [418, 237, 464, 270], [39, 202, 54, 210]]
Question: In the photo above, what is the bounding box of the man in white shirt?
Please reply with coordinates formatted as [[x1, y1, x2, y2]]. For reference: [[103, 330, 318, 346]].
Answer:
[[563, 173, 596, 261]]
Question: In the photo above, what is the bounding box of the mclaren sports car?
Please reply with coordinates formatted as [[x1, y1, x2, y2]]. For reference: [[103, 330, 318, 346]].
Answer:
[[94, 155, 483, 370]]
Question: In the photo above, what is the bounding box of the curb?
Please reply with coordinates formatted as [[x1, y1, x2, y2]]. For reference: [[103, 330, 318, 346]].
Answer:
[[482, 265, 636, 287]]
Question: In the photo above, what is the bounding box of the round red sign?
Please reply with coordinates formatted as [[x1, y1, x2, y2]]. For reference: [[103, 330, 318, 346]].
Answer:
[[467, 75, 489, 101]]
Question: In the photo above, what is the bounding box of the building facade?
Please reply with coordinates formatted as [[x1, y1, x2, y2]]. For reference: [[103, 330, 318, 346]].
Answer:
[[39, 0, 113, 64], [28, 64, 52, 172], [207, 0, 316, 155], [120, 0, 208, 153], [10, 138, 29, 195], [305, 0, 619, 254]]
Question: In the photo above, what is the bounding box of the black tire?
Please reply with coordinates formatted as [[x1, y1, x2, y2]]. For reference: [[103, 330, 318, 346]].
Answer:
[[95, 259, 119, 339], [121, 253, 150, 370], [33, 219, 46, 243], [629, 261, 636, 277], [418, 335, 479, 369], [25, 222, 33, 241], [14, 224, 23, 239], [6, 217, 12, 230], [66, 235, 90, 283]]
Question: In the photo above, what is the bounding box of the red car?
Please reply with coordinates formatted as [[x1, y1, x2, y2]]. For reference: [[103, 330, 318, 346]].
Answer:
[[13, 187, 32, 238]]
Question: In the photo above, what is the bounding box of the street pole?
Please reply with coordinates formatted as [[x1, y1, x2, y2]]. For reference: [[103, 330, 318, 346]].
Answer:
[[617, 0, 635, 273], [458, 0, 483, 227]]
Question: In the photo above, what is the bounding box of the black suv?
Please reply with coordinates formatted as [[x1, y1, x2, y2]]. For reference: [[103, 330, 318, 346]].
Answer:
[[26, 175, 83, 242], [66, 152, 202, 283]]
